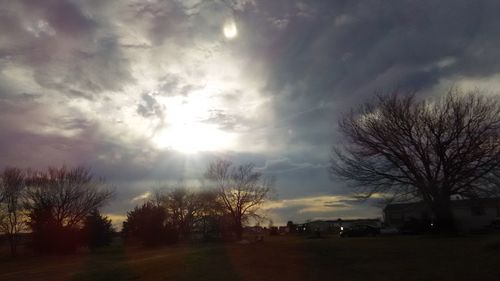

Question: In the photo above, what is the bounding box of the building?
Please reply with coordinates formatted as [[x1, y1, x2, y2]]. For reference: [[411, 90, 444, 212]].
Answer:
[[384, 198, 500, 232], [304, 218, 382, 234]]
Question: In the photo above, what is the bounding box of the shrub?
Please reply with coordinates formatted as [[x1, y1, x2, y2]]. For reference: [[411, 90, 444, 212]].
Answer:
[[122, 202, 178, 246], [82, 210, 115, 249]]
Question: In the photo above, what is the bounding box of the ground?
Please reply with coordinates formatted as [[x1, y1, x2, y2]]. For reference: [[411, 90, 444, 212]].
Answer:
[[1, 235, 500, 281]]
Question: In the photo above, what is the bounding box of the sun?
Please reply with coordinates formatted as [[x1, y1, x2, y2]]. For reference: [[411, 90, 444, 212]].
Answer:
[[152, 96, 235, 154], [223, 19, 238, 39]]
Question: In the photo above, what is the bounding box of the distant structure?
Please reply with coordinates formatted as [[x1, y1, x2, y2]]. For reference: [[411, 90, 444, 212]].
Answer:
[[297, 218, 382, 234], [384, 198, 500, 232]]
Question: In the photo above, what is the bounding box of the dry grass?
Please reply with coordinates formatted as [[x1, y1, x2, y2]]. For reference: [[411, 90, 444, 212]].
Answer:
[[0, 235, 499, 281]]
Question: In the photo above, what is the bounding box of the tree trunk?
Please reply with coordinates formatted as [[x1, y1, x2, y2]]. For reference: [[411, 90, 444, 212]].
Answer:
[[430, 199, 456, 234], [234, 220, 243, 241], [8, 234, 17, 257]]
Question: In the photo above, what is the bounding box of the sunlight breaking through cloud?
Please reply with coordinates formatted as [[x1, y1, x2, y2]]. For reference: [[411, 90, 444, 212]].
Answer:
[[1, 0, 500, 224]]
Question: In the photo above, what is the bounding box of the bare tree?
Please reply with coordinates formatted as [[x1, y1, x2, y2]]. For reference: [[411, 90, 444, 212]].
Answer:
[[330, 88, 500, 231], [205, 159, 273, 240], [25, 166, 113, 228], [0, 167, 26, 257], [24, 166, 113, 253]]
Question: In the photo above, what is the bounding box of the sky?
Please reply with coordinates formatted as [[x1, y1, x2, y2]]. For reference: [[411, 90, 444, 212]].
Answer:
[[1, 0, 500, 226]]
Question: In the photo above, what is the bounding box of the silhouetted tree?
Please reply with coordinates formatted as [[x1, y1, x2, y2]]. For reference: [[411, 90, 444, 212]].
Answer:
[[26, 204, 53, 252], [82, 210, 114, 249], [27, 201, 81, 254], [25, 166, 113, 253], [205, 159, 273, 240], [196, 190, 226, 240], [0, 167, 26, 257], [122, 202, 178, 246], [330, 89, 500, 232], [287, 221, 296, 233], [155, 187, 202, 240]]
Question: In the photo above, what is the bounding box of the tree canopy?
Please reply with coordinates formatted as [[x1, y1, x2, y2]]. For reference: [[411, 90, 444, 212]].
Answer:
[[330, 89, 500, 231], [205, 159, 273, 239]]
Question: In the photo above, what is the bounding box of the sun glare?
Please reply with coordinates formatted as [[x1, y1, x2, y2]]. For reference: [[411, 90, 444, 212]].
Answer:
[[223, 19, 238, 39], [154, 123, 234, 153], [152, 96, 235, 153]]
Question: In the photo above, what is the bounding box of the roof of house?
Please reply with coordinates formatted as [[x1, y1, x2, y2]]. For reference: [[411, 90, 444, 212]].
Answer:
[[451, 197, 500, 207], [383, 201, 427, 212], [306, 218, 381, 224], [384, 197, 500, 212]]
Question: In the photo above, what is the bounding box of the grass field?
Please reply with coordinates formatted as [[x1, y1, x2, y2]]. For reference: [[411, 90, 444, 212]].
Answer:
[[1, 235, 500, 281]]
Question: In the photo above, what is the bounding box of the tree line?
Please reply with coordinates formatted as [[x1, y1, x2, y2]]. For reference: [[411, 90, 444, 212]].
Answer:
[[0, 166, 113, 256], [122, 160, 273, 246], [0, 159, 272, 256]]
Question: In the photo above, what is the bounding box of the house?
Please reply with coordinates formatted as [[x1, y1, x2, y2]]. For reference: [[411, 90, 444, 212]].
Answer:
[[337, 218, 382, 229], [384, 198, 500, 232]]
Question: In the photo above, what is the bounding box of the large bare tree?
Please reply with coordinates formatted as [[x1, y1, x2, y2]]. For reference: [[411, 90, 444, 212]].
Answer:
[[205, 159, 273, 240], [25, 166, 113, 228], [0, 167, 26, 257], [330, 89, 500, 231], [24, 166, 114, 253]]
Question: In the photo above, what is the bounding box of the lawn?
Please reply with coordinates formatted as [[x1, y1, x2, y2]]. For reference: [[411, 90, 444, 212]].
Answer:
[[1, 235, 500, 281]]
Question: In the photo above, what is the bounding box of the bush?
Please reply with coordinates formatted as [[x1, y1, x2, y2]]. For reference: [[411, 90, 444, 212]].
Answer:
[[28, 203, 83, 254], [122, 202, 178, 246], [82, 210, 115, 249]]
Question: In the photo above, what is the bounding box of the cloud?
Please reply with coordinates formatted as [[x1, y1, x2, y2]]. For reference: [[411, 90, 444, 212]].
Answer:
[[131, 191, 152, 203], [1, 0, 500, 225], [202, 109, 240, 131], [259, 157, 327, 173], [137, 93, 165, 118], [334, 14, 357, 27], [262, 195, 383, 224]]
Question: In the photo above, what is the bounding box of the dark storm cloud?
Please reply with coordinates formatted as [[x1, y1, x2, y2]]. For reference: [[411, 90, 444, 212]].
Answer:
[[259, 157, 327, 173], [224, 0, 500, 202], [260, 161, 336, 200], [236, 0, 500, 145], [249, 0, 500, 97]]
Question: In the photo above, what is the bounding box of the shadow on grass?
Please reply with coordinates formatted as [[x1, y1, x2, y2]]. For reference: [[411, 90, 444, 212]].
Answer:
[[177, 244, 241, 281], [71, 240, 138, 281], [303, 235, 500, 281], [71, 240, 241, 281]]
